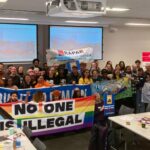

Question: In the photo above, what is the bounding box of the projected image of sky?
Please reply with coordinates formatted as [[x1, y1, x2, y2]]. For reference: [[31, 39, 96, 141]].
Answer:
[[0, 24, 37, 62], [50, 26, 103, 59]]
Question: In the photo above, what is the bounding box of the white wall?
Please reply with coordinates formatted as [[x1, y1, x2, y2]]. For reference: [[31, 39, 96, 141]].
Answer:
[[99, 26, 150, 68]]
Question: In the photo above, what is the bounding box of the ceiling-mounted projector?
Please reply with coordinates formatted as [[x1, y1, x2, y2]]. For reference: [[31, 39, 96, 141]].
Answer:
[[46, 0, 107, 18]]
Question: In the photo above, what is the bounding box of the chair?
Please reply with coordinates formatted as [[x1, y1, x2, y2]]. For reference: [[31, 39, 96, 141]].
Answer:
[[33, 138, 47, 150], [119, 105, 134, 115], [22, 126, 33, 140], [88, 124, 108, 150]]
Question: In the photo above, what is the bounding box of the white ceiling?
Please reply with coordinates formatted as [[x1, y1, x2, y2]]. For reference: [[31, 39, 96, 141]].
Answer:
[[0, 0, 150, 26]]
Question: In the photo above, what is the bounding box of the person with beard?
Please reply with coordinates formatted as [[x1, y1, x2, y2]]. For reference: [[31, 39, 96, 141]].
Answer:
[[7, 91, 18, 103], [8, 66, 20, 88], [125, 65, 132, 79], [7, 91, 30, 103]]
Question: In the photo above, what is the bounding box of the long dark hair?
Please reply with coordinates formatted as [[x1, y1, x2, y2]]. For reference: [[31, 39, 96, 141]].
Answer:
[[73, 88, 82, 98], [82, 69, 91, 79]]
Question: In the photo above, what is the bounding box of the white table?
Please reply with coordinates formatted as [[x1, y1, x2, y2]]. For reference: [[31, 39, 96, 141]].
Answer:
[[0, 128, 36, 150], [109, 112, 150, 141]]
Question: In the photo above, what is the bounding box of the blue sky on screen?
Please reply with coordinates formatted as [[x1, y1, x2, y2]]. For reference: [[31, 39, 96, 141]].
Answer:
[[0, 24, 37, 62], [50, 26, 103, 59], [0, 24, 36, 42], [50, 26, 102, 45]]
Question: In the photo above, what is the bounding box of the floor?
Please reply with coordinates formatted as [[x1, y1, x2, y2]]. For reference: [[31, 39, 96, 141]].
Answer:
[[41, 129, 90, 150], [41, 128, 150, 150]]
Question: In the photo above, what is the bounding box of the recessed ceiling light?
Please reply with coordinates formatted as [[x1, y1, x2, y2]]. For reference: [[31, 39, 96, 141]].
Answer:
[[65, 20, 99, 24], [0, 0, 8, 2], [106, 7, 130, 12], [0, 17, 29, 21], [125, 23, 150, 26]]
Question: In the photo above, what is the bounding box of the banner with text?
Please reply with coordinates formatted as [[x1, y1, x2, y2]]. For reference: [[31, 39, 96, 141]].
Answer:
[[46, 47, 93, 64], [0, 96, 95, 136], [0, 85, 91, 103], [103, 94, 115, 116]]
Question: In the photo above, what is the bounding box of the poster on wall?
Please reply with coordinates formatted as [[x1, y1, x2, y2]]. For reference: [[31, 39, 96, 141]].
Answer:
[[142, 52, 150, 68]]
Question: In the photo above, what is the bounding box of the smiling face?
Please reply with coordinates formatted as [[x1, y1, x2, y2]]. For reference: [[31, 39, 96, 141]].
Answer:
[[25, 75, 31, 83], [49, 67, 55, 75], [11, 93, 18, 101], [18, 66, 24, 74], [38, 75, 44, 83], [92, 70, 98, 78], [84, 70, 90, 78], [11, 67, 17, 75]]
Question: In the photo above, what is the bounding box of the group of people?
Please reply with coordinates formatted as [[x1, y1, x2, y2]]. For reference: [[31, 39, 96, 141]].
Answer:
[[0, 58, 150, 104], [1, 58, 150, 136], [0, 59, 150, 90]]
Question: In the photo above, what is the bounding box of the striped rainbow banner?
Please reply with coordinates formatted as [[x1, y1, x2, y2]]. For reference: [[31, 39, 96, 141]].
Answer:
[[0, 96, 95, 136]]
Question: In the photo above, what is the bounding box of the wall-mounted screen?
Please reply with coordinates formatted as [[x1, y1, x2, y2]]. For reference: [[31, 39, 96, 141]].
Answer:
[[49, 26, 103, 60], [0, 24, 37, 62]]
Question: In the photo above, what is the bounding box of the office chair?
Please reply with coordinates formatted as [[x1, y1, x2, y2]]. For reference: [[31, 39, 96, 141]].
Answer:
[[22, 126, 33, 140], [33, 138, 47, 150]]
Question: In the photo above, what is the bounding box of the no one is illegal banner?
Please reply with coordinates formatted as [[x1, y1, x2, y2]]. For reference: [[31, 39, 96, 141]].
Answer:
[[0, 96, 95, 136]]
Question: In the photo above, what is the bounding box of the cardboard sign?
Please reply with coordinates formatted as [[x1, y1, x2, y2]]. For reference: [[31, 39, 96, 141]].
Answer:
[[103, 94, 115, 116]]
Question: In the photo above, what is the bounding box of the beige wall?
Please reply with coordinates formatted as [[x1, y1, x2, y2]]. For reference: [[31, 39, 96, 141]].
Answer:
[[99, 26, 150, 69]]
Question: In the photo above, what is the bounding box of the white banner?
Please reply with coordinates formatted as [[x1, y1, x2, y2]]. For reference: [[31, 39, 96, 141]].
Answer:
[[46, 47, 93, 64]]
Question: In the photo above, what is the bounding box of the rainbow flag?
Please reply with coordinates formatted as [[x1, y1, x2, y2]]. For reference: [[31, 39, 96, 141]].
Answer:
[[0, 96, 95, 136]]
